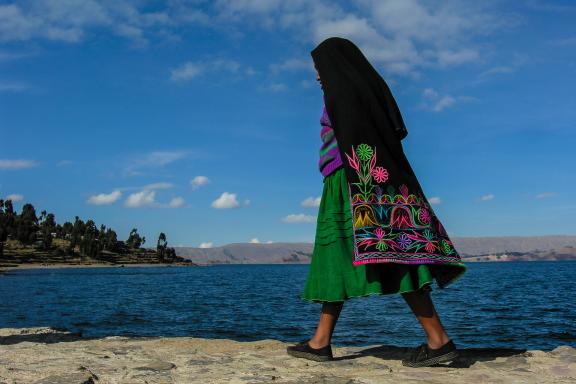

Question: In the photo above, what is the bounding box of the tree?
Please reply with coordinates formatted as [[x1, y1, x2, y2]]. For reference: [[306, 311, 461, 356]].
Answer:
[[0, 200, 6, 258], [39, 212, 56, 250], [157, 232, 167, 261], [61, 221, 73, 239], [80, 220, 101, 258], [126, 228, 144, 249], [16, 203, 38, 244], [103, 228, 118, 252], [0, 199, 17, 258], [69, 216, 85, 256]]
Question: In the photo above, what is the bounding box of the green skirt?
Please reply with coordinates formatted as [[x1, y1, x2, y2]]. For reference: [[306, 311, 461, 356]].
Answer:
[[301, 166, 453, 303]]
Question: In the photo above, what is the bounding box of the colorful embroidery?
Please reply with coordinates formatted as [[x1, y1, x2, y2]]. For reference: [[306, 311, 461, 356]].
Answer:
[[344, 142, 462, 265]]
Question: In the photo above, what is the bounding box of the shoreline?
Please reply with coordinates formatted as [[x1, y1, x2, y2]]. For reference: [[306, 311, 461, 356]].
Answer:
[[0, 262, 196, 275], [0, 327, 574, 383], [2, 258, 575, 276]]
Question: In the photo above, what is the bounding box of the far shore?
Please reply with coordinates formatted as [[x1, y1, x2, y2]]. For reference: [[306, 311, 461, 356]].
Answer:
[[0, 261, 197, 275]]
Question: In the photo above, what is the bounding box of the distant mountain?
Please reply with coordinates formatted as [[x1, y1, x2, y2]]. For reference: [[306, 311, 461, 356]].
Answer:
[[174, 242, 314, 265], [451, 235, 576, 256], [173, 235, 576, 265]]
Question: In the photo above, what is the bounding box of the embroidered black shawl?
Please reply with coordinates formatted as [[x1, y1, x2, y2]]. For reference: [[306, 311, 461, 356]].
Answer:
[[311, 37, 466, 288]]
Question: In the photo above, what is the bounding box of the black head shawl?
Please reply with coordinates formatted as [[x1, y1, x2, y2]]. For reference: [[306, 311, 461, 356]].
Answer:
[[309, 37, 466, 285], [311, 36, 407, 141]]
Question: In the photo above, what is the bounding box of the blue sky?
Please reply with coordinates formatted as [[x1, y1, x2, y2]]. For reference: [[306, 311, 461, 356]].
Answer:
[[1, 0, 575, 248]]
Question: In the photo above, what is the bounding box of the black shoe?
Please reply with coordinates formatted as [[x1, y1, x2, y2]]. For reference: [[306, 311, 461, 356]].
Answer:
[[402, 339, 459, 368], [286, 340, 333, 362]]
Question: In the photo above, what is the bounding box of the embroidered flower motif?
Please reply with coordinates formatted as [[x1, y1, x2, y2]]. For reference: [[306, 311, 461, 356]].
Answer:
[[356, 143, 373, 161], [374, 228, 387, 250], [418, 208, 431, 224], [425, 241, 436, 253], [441, 239, 452, 255], [376, 241, 388, 251], [399, 184, 409, 200], [369, 147, 377, 173], [423, 229, 434, 240], [345, 145, 360, 172], [372, 166, 389, 183], [374, 227, 385, 240], [397, 233, 412, 250]]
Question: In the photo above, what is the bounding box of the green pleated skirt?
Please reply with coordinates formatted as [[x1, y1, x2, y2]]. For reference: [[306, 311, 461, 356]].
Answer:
[[301, 166, 440, 303]]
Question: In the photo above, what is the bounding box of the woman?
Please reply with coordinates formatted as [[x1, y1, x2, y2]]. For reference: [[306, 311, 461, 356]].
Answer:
[[286, 37, 467, 368]]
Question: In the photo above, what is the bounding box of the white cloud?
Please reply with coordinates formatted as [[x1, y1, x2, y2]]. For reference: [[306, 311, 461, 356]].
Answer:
[[428, 196, 442, 205], [301, 196, 321, 208], [550, 36, 576, 46], [211, 192, 240, 209], [423, 88, 438, 98], [0, 81, 30, 92], [0, 159, 36, 169], [141, 151, 188, 166], [170, 62, 203, 81], [536, 192, 557, 199], [124, 150, 189, 175], [244, 66, 258, 76], [432, 96, 456, 112], [270, 58, 312, 74], [125, 190, 156, 208], [479, 66, 514, 78], [0, 1, 188, 46], [143, 182, 173, 190], [436, 48, 479, 67], [87, 190, 122, 205], [199, 242, 213, 248], [480, 194, 495, 201], [2, 2, 510, 78], [267, 83, 287, 92], [170, 59, 241, 82], [282, 213, 316, 223], [250, 237, 273, 244], [4, 193, 23, 202], [191, 175, 210, 190], [0, 50, 34, 62], [215, 1, 510, 77], [168, 196, 186, 208], [314, 13, 381, 45], [420, 87, 473, 112]]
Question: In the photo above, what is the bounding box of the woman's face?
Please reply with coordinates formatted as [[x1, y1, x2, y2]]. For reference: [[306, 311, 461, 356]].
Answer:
[[315, 66, 323, 89]]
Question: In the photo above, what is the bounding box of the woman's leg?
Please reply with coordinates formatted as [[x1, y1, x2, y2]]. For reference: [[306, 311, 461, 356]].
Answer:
[[401, 288, 451, 349], [308, 301, 344, 348]]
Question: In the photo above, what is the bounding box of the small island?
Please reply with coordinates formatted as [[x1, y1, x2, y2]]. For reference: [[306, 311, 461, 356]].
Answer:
[[0, 199, 194, 274]]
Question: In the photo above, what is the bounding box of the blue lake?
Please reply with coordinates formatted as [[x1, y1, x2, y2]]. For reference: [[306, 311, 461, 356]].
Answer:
[[0, 261, 574, 351]]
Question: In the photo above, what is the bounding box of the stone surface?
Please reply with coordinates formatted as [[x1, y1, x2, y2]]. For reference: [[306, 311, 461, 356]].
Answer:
[[0, 327, 574, 383]]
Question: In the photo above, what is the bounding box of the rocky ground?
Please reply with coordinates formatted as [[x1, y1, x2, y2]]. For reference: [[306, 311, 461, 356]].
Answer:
[[0, 327, 574, 383]]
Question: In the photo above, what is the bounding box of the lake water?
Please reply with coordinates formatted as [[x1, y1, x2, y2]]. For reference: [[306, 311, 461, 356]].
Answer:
[[0, 261, 574, 351]]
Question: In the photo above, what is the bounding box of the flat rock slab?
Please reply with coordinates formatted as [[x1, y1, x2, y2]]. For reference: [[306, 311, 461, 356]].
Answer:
[[0, 327, 574, 383], [34, 371, 98, 384]]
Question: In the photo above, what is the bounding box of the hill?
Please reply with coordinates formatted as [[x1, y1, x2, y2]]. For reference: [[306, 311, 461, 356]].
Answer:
[[174, 235, 576, 265]]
